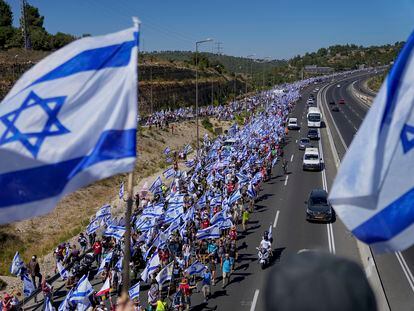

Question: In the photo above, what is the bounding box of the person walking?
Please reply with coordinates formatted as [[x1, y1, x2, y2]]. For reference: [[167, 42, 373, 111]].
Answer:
[[201, 268, 212, 302], [222, 254, 232, 289], [27, 255, 42, 288], [242, 209, 250, 232]]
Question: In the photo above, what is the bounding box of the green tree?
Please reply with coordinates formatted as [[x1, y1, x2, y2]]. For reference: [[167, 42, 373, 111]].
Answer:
[[22, 3, 45, 29], [0, 0, 15, 49], [50, 32, 75, 49], [0, 0, 12, 26]]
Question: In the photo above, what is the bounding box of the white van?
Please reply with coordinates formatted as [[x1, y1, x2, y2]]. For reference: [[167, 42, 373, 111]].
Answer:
[[303, 147, 322, 171], [307, 107, 322, 128], [287, 118, 300, 130]]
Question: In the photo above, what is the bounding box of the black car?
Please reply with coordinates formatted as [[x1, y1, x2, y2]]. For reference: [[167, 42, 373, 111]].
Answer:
[[332, 106, 339, 112], [307, 129, 319, 140], [306, 189, 333, 222], [329, 101, 335, 105]]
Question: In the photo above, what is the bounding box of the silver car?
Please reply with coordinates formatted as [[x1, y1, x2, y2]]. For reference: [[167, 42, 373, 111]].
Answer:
[[298, 138, 311, 150]]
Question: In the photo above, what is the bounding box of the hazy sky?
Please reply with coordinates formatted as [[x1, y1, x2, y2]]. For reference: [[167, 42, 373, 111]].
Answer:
[[7, 0, 414, 59]]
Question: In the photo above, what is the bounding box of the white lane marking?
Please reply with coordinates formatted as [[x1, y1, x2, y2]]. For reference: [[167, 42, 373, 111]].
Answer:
[[273, 210, 280, 228], [295, 139, 298, 143], [317, 111, 336, 255], [284, 175, 289, 186], [290, 154, 294, 162], [396, 251, 414, 294], [250, 289, 260, 311], [324, 80, 414, 300]]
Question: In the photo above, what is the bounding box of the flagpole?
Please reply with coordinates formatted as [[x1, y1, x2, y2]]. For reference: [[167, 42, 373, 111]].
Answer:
[[122, 17, 140, 296]]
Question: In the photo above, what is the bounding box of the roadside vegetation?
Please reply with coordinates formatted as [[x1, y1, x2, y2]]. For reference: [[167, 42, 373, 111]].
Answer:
[[367, 73, 386, 92]]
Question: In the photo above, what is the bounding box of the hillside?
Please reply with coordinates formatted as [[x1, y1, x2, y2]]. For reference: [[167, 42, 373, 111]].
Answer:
[[0, 119, 232, 276]]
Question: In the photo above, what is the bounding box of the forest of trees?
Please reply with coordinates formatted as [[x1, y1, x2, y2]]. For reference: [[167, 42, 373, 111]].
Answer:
[[0, 0, 75, 50]]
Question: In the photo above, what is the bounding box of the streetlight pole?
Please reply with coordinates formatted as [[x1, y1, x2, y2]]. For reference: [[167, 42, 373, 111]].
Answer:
[[195, 38, 213, 157]]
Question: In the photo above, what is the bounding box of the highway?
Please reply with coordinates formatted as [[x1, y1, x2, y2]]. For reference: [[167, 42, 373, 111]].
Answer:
[[26, 73, 414, 311], [322, 74, 414, 310]]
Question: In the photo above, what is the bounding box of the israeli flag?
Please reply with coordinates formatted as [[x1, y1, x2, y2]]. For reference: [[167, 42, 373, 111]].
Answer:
[[96, 204, 111, 219], [196, 225, 220, 240], [185, 159, 195, 167], [163, 167, 175, 179], [115, 256, 123, 271], [58, 288, 73, 311], [149, 176, 162, 193], [247, 183, 257, 199], [57, 261, 70, 280], [119, 182, 125, 200], [164, 147, 171, 155], [142, 203, 164, 217], [129, 282, 140, 300], [155, 262, 174, 284], [69, 274, 93, 303], [330, 32, 414, 252], [97, 251, 113, 274], [185, 261, 206, 276], [146, 252, 160, 275], [0, 24, 139, 224], [10, 251, 24, 276], [45, 296, 55, 311], [23, 273, 35, 297], [228, 189, 242, 206], [86, 218, 100, 235], [104, 225, 126, 240]]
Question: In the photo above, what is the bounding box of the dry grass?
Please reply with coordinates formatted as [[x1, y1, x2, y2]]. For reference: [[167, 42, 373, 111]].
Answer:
[[0, 119, 232, 275]]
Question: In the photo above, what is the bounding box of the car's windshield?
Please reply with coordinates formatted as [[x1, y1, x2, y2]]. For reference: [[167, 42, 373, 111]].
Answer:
[[289, 120, 297, 124], [308, 130, 317, 135], [310, 196, 327, 205], [308, 113, 321, 122], [305, 154, 319, 160], [300, 139, 309, 143]]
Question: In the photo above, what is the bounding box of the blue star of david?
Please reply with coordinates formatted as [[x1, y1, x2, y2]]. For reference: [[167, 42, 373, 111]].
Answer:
[[0, 91, 70, 158], [401, 124, 414, 154]]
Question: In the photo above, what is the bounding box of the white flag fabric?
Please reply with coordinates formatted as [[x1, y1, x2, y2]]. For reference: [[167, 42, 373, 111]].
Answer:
[[96, 277, 111, 296], [155, 262, 173, 284], [128, 282, 140, 300], [10, 251, 24, 276], [330, 32, 414, 252], [0, 25, 139, 224], [22, 273, 35, 297], [57, 261, 70, 280]]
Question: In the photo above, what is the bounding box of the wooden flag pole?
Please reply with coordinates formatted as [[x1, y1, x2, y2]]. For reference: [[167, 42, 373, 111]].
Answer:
[[122, 16, 140, 297], [122, 171, 134, 294]]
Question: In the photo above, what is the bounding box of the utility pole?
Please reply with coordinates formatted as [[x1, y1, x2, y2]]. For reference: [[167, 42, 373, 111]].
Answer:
[[195, 38, 213, 156], [246, 54, 255, 94], [20, 0, 31, 50], [215, 42, 223, 55]]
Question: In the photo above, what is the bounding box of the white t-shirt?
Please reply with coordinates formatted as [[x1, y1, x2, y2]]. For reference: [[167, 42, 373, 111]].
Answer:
[[260, 239, 271, 250]]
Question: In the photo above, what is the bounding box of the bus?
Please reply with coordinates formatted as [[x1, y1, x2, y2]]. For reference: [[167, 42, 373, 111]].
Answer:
[[307, 107, 322, 128]]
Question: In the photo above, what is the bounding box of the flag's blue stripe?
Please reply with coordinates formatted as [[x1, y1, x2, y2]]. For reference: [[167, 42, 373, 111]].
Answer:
[[381, 31, 414, 131], [0, 129, 136, 207], [30, 33, 139, 87], [352, 186, 414, 244]]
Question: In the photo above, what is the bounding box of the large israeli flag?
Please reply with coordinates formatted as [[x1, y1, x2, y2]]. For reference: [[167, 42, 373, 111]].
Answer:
[[330, 31, 414, 252], [0, 23, 139, 224]]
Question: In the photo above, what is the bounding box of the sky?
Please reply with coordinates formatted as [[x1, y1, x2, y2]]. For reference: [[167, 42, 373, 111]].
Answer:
[[7, 0, 414, 59]]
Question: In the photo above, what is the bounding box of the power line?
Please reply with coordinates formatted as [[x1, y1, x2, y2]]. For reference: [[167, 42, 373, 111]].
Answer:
[[215, 42, 223, 55]]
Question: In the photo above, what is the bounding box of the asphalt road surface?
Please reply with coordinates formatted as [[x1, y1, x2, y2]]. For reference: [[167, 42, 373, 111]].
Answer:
[[322, 74, 414, 310], [27, 73, 414, 311]]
